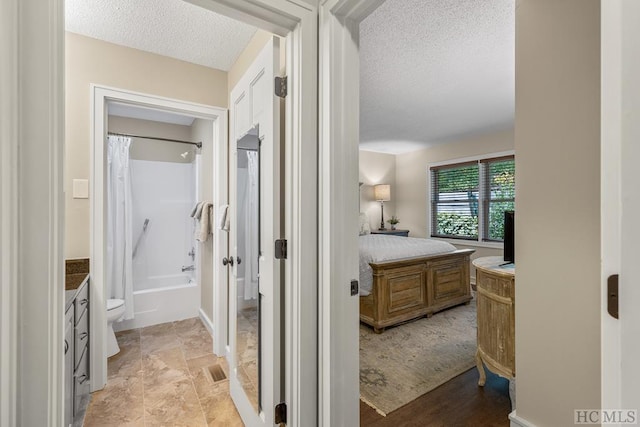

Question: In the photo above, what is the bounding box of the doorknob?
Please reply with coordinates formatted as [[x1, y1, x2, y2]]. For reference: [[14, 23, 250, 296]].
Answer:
[[222, 256, 234, 267], [236, 257, 242, 265]]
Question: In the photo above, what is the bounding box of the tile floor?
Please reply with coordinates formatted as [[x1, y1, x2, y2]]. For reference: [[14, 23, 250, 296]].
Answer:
[[84, 317, 243, 426], [235, 306, 258, 412]]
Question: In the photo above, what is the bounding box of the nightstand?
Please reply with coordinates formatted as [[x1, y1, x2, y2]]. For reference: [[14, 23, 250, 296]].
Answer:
[[371, 229, 409, 237]]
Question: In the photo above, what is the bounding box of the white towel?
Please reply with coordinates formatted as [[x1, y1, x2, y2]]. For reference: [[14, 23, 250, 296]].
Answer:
[[218, 205, 229, 231], [195, 202, 213, 242], [191, 201, 204, 219]]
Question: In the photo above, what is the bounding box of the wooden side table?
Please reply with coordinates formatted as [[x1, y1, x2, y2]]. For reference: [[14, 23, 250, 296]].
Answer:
[[370, 229, 409, 237], [472, 256, 515, 386]]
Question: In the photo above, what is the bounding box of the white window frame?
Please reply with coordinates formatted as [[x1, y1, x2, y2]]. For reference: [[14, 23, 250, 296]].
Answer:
[[427, 150, 515, 249]]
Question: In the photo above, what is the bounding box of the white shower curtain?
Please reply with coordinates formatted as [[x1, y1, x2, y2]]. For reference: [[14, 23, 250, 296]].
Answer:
[[106, 135, 134, 319], [243, 150, 259, 300]]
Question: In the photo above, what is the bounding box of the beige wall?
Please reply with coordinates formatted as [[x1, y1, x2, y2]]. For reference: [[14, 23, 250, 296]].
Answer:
[[359, 151, 397, 231], [65, 32, 228, 258], [108, 116, 193, 163], [515, 0, 601, 425], [191, 119, 215, 320]]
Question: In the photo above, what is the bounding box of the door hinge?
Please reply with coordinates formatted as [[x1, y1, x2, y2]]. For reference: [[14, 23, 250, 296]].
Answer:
[[607, 274, 619, 319], [275, 239, 287, 260], [275, 402, 287, 424], [275, 76, 287, 98]]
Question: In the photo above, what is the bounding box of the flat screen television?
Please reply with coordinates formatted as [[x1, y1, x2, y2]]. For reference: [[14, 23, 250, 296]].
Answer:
[[504, 210, 515, 263]]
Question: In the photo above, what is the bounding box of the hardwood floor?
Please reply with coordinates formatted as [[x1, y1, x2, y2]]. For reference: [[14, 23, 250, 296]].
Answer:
[[360, 368, 511, 427]]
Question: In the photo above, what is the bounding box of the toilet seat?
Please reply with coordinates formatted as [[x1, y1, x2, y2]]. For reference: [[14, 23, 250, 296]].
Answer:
[[107, 298, 124, 311]]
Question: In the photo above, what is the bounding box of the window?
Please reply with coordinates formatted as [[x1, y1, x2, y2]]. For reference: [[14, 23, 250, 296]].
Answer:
[[430, 155, 515, 242]]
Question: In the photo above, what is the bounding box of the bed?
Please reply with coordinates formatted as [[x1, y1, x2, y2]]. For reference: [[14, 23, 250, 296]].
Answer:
[[359, 233, 474, 333]]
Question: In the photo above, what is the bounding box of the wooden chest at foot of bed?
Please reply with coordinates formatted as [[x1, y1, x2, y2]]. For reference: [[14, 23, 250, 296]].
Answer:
[[360, 249, 474, 333]]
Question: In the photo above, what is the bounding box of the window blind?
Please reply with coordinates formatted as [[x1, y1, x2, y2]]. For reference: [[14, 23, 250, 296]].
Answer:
[[430, 155, 515, 242], [481, 156, 515, 241], [430, 162, 479, 239]]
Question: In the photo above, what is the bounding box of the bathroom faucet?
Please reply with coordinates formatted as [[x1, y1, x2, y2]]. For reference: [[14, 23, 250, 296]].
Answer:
[[181, 265, 195, 272]]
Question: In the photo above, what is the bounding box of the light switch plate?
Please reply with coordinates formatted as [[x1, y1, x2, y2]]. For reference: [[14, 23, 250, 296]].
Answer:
[[72, 179, 89, 199]]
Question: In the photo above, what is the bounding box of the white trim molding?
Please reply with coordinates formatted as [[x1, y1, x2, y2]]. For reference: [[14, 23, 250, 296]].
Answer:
[[509, 410, 537, 427], [600, 0, 622, 411], [318, 1, 385, 425], [90, 84, 227, 391], [5, 0, 66, 425], [427, 150, 516, 169], [199, 308, 215, 337], [0, 0, 19, 425], [283, 12, 319, 427]]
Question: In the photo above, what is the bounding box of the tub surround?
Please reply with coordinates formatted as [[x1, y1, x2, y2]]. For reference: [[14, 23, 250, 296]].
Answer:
[[65, 258, 90, 310]]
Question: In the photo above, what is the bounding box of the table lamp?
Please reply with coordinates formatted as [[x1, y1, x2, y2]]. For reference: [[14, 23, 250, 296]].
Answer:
[[374, 184, 391, 230]]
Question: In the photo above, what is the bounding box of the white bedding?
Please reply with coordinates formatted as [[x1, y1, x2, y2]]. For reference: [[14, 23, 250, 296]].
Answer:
[[359, 234, 457, 296]]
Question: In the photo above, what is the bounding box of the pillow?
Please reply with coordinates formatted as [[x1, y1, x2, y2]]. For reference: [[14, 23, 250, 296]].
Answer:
[[359, 212, 371, 235]]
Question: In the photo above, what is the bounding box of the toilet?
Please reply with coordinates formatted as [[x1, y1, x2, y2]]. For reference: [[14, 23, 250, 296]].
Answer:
[[106, 299, 125, 357]]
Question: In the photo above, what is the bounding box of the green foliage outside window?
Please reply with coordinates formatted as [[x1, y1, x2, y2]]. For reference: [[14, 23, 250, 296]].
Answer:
[[487, 161, 515, 240], [433, 158, 514, 241], [436, 165, 478, 193], [436, 212, 478, 238]]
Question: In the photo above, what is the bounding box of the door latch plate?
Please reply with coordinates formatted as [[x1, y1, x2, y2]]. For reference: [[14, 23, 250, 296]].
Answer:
[[607, 274, 619, 319]]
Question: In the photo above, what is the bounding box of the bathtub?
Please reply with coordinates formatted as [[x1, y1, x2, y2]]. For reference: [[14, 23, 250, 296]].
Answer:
[[114, 274, 200, 331]]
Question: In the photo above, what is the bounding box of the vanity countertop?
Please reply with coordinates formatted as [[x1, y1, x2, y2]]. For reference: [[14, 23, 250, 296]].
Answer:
[[65, 258, 90, 312]]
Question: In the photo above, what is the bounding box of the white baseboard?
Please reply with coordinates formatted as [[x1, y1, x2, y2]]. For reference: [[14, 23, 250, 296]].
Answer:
[[199, 308, 214, 337], [509, 410, 536, 427]]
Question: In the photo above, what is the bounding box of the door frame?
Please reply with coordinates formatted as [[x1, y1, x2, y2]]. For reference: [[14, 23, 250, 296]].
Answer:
[[317, 1, 384, 425], [90, 84, 228, 390], [600, 0, 622, 411], [1, 0, 66, 425], [1, 1, 22, 426], [601, 0, 640, 411]]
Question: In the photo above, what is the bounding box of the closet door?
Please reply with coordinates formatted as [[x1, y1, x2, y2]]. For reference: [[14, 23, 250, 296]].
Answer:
[[228, 36, 283, 427]]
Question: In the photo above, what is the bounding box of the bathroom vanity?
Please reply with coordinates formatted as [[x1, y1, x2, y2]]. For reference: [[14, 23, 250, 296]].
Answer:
[[65, 259, 91, 427]]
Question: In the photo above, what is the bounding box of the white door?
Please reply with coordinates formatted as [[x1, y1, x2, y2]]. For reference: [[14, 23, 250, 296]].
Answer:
[[228, 37, 283, 426]]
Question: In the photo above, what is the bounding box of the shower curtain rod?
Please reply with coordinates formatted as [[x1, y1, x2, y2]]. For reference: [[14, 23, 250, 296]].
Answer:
[[107, 132, 202, 149]]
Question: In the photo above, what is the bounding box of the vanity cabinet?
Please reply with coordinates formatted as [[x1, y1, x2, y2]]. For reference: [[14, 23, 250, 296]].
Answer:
[[64, 273, 90, 426], [64, 306, 74, 427], [73, 279, 90, 414]]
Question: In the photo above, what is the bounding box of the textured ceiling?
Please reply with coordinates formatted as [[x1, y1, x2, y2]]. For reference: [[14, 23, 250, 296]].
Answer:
[[359, 0, 514, 154], [65, 0, 257, 71]]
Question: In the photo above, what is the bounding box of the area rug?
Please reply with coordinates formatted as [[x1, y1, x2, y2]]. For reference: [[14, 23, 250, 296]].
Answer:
[[360, 297, 477, 416]]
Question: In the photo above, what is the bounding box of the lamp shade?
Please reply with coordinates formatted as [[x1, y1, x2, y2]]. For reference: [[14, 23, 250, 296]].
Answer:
[[374, 184, 391, 202]]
